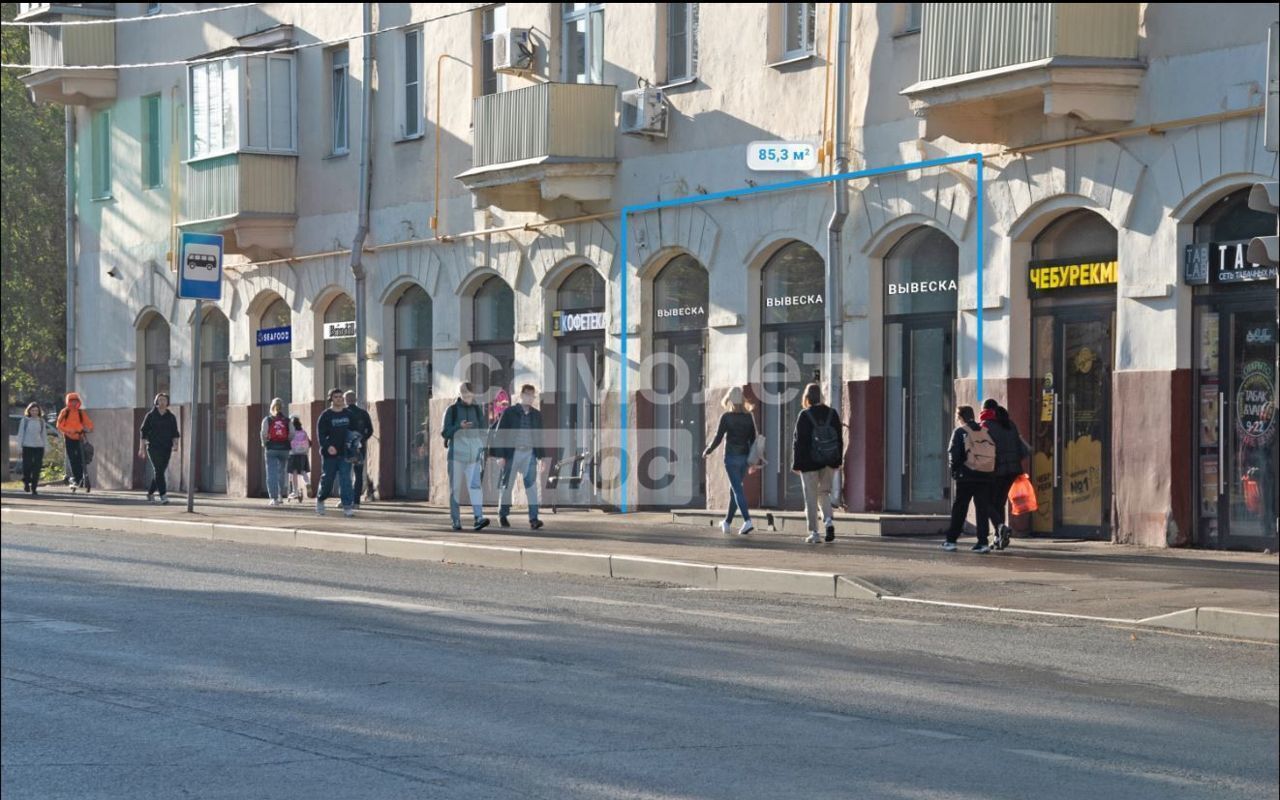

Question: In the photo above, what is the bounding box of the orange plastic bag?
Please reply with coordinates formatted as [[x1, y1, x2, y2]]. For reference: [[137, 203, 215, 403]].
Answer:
[[1008, 473, 1038, 515]]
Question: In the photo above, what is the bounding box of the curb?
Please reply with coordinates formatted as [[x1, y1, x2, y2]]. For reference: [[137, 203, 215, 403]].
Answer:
[[4, 505, 1276, 643]]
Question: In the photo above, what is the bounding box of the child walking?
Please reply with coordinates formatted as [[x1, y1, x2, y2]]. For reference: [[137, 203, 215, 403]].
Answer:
[[287, 416, 311, 503]]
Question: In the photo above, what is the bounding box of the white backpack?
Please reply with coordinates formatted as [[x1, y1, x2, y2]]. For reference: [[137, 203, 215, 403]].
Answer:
[[963, 426, 997, 473]]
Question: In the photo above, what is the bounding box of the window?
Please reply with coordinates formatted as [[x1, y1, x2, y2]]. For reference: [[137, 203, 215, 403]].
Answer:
[[329, 47, 349, 154], [323, 295, 357, 392], [903, 3, 922, 33], [401, 29, 424, 138], [142, 94, 162, 188], [145, 3, 161, 15], [783, 3, 816, 59], [558, 265, 606, 310], [562, 3, 604, 84], [665, 3, 697, 83], [480, 5, 507, 96], [90, 109, 111, 198], [142, 315, 171, 402], [189, 59, 238, 158], [244, 54, 296, 152], [258, 298, 292, 407]]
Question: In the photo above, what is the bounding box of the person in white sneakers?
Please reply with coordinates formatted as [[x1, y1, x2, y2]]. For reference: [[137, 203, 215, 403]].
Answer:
[[139, 393, 180, 505], [315, 388, 356, 517], [260, 398, 292, 507], [702, 387, 759, 536], [791, 383, 843, 544]]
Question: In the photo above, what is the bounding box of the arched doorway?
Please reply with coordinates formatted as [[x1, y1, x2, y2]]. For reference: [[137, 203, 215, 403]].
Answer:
[[394, 285, 433, 499], [138, 314, 171, 490], [760, 242, 825, 509], [1189, 188, 1278, 550], [198, 309, 230, 492], [883, 227, 958, 513], [553, 265, 606, 505], [1028, 209, 1117, 539], [651, 254, 708, 508], [468, 276, 515, 420], [321, 294, 357, 393], [257, 297, 292, 407]]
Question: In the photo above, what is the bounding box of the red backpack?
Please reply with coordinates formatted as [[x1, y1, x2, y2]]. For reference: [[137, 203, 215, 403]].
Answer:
[[267, 416, 290, 444]]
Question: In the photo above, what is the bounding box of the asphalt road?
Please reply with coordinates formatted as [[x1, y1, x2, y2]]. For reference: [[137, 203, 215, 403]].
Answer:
[[3, 524, 1277, 799]]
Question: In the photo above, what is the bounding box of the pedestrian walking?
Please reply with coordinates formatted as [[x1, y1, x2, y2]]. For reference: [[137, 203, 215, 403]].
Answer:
[[944, 406, 995, 553], [287, 416, 311, 503], [493, 384, 547, 530], [981, 399, 1031, 550], [792, 383, 844, 544], [56, 392, 94, 493], [344, 391, 375, 506], [18, 403, 47, 497], [261, 398, 292, 507], [139, 392, 181, 505], [315, 388, 356, 517], [703, 387, 759, 536], [442, 382, 490, 531]]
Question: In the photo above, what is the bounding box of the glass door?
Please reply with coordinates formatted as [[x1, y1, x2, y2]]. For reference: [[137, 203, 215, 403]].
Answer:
[[397, 355, 431, 499], [653, 335, 706, 508], [199, 363, 229, 492], [1031, 309, 1113, 538], [1197, 303, 1279, 548], [557, 338, 604, 505], [762, 324, 822, 509], [885, 317, 953, 513]]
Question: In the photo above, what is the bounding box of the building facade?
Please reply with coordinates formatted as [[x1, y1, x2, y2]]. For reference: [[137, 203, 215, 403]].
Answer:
[[19, 2, 1279, 550]]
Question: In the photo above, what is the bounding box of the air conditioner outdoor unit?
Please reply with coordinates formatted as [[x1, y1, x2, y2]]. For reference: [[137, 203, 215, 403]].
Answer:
[[492, 28, 534, 74], [621, 85, 668, 138]]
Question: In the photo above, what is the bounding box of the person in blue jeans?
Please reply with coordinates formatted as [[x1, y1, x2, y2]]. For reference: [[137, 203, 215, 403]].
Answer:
[[703, 387, 759, 535], [315, 387, 356, 517], [492, 384, 547, 530]]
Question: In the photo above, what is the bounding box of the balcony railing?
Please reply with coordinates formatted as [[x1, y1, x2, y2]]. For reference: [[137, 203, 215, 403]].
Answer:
[[28, 19, 114, 70], [471, 83, 617, 170], [918, 3, 1139, 84], [182, 153, 297, 224]]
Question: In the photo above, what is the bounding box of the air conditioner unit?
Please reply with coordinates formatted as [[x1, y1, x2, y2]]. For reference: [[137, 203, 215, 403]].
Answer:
[[492, 28, 534, 74], [621, 86, 668, 138]]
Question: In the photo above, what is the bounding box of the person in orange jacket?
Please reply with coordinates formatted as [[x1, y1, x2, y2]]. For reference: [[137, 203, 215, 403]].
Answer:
[[56, 392, 94, 492]]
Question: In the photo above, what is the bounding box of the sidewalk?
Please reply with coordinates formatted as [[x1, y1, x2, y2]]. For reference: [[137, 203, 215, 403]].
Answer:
[[3, 488, 1277, 641]]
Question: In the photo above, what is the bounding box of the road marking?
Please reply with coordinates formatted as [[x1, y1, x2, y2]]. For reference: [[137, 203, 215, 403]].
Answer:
[[316, 596, 538, 626], [1007, 748, 1079, 762], [2, 613, 114, 634], [807, 711, 853, 722], [556, 595, 794, 625], [852, 617, 941, 626], [904, 728, 965, 740]]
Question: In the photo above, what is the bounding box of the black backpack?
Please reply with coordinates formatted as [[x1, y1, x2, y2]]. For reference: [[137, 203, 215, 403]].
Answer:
[[807, 408, 841, 466]]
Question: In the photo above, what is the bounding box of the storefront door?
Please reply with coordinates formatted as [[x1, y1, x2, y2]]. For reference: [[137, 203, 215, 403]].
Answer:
[[762, 324, 823, 509], [886, 316, 954, 513], [653, 334, 706, 507], [1194, 301, 1279, 549], [1031, 309, 1114, 538], [396, 354, 432, 499], [199, 362, 229, 492]]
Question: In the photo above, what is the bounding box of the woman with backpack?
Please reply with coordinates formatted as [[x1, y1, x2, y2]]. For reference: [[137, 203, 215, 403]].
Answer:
[[792, 383, 844, 544], [261, 398, 292, 507], [18, 402, 47, 497], [139, 392, 181, 504], [944, 406, 994, 553], [981, 399, 1031, 551], [703, 387, 759, 536], [287, 416, 311, 503], [56, 392, 94, 493]]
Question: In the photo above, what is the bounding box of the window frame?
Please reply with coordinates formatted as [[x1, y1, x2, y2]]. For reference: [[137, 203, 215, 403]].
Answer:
[[399, 28, 425, 140], [781, 2, 817, 60], [90, 108, 112, 200], [664, 3, 698, 85], [480, 4, 508, 97], [141, 93, 162, 189], [329, 46, 350, 156], [561, 2, 605, 85]]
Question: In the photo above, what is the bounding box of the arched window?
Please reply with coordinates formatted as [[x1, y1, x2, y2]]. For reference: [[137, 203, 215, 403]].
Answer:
[[884, 227, 958, 316], [394, 285, 433, 498], [141, 315, 171, 402], [761, 241, 825, 325], [322, 294, 357, 393], [652, 254, 708, 334], [558, 265, 605, 311], [1032, 209, 1117, 262], [469, 277, 514, 413], [258, 297, 291, 407]]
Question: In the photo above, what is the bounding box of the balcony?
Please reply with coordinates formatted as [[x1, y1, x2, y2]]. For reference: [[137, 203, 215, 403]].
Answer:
[[457, 83, 618, 212], [901, 3, 1144, 143], [178, 153, 298, 261], [18, 4, 117, 105]]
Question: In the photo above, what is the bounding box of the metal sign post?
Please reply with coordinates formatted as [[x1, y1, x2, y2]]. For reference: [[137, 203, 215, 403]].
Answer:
[[176, 232, 224, 513]]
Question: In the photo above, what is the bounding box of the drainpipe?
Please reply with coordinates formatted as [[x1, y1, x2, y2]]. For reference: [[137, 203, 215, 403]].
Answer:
[[64, 105, 77, 395], [350, 2, 374, 403], [825, 3, 849, 507]]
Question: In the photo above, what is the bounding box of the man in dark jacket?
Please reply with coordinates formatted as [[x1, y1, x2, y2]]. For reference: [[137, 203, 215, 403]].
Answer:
[[493, 383, 547, 529], [344, 391, 374, 506], [442, 383, 490, 531], [317, 388, 356, 517], [944, 406, 994, 553], [139, 392, 180, 504], [981, 399, 1030, 550]]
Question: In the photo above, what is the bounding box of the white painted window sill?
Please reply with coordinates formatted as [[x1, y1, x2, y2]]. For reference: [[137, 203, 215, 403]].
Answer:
[[768, 53, 816, 69]]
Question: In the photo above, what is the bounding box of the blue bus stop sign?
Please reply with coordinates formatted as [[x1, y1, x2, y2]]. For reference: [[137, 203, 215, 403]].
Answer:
[[178, 232, 224, 300]]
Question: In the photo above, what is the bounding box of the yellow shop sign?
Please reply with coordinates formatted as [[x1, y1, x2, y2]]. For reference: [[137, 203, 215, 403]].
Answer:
[[1028, 260, 1118, 292]]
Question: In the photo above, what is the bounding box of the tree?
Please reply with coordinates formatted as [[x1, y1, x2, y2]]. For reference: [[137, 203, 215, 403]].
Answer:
[[1, 1, 67, 406]]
